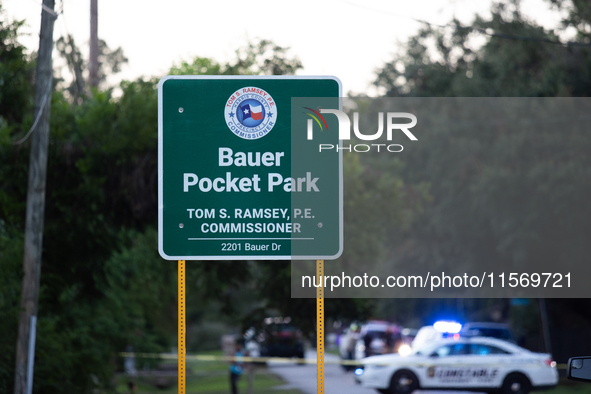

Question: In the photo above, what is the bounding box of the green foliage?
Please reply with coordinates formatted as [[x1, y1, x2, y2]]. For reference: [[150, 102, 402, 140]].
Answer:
[[375, 2, 591, 97], [0, 48, 162, 393], [170, 39, 303, 76], [548, 0, 591, 42], [99, 228, 176, 359], [0, 11, 30, 387], [374, 3, 591, 273], [0, 32, 314, 392], [0, 227, 173, 393], [55, 33, 128, 101], [27, 228, 175, 392], [249, 260, 377, 336], [227, 39, 303, 76], [369, 1, 591, 343], [247, 151, 422, 334], [0, 231, 22, 393], [55, 35, 86, 102], [0, 9, 32, 386], [169, 57, 225, 76], [0, 5, 33, 142], [340, 152, 414, 269]]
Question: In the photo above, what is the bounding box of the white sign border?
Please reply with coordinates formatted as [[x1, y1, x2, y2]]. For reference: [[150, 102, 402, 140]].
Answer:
[[158, 75, 343, 261]]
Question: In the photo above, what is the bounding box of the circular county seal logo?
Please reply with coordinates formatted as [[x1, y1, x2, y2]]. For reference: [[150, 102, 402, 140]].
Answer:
[[224, 87, 277, 139]]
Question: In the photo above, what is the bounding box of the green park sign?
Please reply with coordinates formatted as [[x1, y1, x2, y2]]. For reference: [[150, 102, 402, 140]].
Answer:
[[158, 76, 342, 260]]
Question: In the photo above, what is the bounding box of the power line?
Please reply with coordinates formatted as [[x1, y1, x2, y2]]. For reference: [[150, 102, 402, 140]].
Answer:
[[339, 0, 591, 48], [12, 80, 52, 145]]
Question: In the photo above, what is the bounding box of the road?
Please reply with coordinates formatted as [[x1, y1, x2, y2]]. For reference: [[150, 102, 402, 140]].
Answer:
[[267, 349, 374, 394], [268, 349, 473, 394]]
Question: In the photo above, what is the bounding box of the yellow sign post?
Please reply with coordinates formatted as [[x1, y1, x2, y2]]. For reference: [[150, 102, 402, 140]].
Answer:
[[317, 259, 324, 394], [178, 259, 326, 393], [178, 260, 186, 394]]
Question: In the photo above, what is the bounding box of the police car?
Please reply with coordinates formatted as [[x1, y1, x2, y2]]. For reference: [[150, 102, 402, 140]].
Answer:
[[356, 336, 558, 394]]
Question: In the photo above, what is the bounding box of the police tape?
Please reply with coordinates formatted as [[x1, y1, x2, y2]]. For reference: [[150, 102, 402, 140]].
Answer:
[[119, 353, 568, 369], [120, 352, 347, 365]]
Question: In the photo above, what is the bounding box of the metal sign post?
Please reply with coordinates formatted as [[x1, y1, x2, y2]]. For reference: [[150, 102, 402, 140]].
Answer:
[[316, 260, 324, 394], [178, 260, 185, 393]]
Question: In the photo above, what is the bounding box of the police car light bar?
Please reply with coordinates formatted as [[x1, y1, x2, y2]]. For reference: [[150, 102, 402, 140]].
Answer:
[[433, 321, 462, 334]]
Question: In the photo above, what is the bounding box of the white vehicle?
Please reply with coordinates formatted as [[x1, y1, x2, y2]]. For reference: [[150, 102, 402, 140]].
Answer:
[[356, 336, 558, 394], [411, 321, 463, 350]]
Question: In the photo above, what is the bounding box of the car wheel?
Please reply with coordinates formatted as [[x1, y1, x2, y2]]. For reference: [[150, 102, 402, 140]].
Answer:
[[502, 373, 531, 394], [389, 370, 419, 394]]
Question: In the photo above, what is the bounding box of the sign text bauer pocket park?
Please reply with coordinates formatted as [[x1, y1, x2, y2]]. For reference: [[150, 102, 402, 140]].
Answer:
[[158, 76, 343, 260]]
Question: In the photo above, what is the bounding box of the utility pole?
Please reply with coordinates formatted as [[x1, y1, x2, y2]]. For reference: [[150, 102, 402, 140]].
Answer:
[[14, 1, 56, 393], [89, 0, 99, 87]]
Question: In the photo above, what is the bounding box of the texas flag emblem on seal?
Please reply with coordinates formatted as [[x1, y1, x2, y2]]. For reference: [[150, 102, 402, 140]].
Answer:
[[240, 103, 264, 121], [224, 86, 278, 140]]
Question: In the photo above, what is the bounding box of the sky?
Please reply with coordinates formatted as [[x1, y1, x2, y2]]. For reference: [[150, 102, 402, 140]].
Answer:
[[4, 0, 563, 95]]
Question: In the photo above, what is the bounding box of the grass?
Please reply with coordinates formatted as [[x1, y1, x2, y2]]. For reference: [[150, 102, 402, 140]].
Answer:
[[544, 377, 591, 394], [116, 354, 591, 394], [114, 351, 304, 394]]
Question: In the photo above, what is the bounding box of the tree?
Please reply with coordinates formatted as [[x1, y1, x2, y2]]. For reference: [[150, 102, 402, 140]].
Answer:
[[548, 0, 591, 42], [55, 34, 128, 102], [169, 39, 302, 76], [371, 0, 591, 356], [0, 7, 33, 391], [1, 35, 355, 391], [0, 6, 33, 142], [376, 2, 591, 97]]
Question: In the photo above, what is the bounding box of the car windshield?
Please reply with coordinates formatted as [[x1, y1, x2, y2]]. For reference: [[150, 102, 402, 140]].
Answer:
[[413, 341, 448, 356], [413, 341, 513, 357]]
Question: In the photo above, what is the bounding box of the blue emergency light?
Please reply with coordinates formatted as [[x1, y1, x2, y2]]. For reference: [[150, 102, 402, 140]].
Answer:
[[433, 320, 462, 334]]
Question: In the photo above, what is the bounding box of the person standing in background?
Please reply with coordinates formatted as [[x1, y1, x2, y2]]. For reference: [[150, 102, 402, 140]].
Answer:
[[229, 341, 244, 394], [345, 324, 360, 370]]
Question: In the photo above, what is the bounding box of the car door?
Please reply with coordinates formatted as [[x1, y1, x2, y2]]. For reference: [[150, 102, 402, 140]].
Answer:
[[467, 343, 513, 388], [423, 342, 473, 389]]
